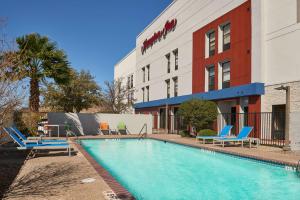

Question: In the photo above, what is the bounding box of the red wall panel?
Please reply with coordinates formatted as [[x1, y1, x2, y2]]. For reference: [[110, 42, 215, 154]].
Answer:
[[192, 0, 252, 93]]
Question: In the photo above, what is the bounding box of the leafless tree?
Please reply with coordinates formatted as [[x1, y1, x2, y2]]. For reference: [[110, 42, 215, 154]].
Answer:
[[0, 19, 25, 126], [102, 78, 135, 113]]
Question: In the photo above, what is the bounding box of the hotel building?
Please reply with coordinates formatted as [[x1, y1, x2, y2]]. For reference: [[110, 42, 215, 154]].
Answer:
[[114, 0, 300, 150]]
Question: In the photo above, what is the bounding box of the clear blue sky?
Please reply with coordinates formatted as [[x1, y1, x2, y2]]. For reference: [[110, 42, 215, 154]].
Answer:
[[0, 0, 172, 86]]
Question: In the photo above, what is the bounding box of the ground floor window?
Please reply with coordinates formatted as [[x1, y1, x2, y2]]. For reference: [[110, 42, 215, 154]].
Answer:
[[159, 108, 166, 129], [272, 105, 285, 140]]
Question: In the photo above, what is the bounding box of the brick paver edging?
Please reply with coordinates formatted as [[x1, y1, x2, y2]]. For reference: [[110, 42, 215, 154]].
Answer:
[[73, 141, 135, 200], [148, 137, 298, 167]]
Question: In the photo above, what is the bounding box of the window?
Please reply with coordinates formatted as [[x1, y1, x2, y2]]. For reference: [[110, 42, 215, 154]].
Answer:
[[127, 91, 134, 104], [208, 66, 215, 91], [146, 86, 149, 102], [208, 31, 215, 56], [298, 0, 300, 23], [222, 23, 231, 51], [130, 74, 133, 88], [173, 49, 178, 70], [166, 53, 170, 73], [127, 76, 130, 89], [222, 61, 230, 89], [142, 67, 145, 83], [166, 79, 170, 98], [146, 65, 150, 81], [142, 87, 145, 102], [173, 77, 178, 97]]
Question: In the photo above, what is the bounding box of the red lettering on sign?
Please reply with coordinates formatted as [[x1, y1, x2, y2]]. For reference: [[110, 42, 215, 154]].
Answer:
[[141, 19, 177, 54]]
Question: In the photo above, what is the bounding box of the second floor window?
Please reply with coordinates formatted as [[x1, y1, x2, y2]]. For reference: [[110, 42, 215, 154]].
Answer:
[[146, 86, 149, 102], [166, 53, 170, 73], [127, 91, 134, 104], [208, 66, 215, 91], [127, 76, 130, 89], [142, 67, 145, 83], [130, 74, 133, 88], [222, 61, 230, 89], [173, 49, 178, 70], [173, 77, 178, 97], [142, 87, 145, 102], [166, 79, 170, 98], [146, 65, 150, 81], [208, 31, 215, 56], [223, 23, 231, 51]]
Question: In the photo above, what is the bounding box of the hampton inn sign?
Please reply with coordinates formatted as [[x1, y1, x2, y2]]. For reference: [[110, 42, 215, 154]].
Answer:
[[141, 19, 177, 54]]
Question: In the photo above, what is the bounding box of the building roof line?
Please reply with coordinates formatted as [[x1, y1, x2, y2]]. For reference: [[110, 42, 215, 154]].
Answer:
[[114, 48, 136, 67], [136, 0, 177, 39]]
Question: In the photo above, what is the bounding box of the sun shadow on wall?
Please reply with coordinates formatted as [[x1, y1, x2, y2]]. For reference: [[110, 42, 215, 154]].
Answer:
[[77, 113, 100, 135]]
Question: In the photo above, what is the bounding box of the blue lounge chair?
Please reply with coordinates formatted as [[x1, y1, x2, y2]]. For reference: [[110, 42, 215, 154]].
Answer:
[[196, 125, 233, 144], [10, 127, 67, 144], [4, 128, 71, 156], [213, 126, 253, 147]]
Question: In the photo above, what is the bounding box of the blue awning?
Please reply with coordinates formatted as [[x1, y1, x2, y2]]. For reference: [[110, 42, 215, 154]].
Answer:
[[134, 82, 264, 109]]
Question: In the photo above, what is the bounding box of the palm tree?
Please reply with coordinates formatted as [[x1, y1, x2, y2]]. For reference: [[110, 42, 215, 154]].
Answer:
[[15, 33, 71, 112]]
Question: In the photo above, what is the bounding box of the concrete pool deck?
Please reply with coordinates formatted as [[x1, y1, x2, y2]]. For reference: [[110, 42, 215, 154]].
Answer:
[[2, 142, 112, 200], [2, 134, 300, 200], [148, 134, 300, 167]]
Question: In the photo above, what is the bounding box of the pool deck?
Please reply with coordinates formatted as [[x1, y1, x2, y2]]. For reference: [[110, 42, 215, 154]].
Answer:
[[2, 134, 300, 200], [148, 134, 300, 167], [2, 143, 113, 200]]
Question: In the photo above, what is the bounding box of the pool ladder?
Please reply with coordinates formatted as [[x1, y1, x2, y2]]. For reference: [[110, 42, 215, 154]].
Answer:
[[138, 123, 147, 139], [297, 160, 300, 176]]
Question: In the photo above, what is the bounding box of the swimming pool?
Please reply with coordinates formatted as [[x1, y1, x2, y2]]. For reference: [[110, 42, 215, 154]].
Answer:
[[80, 139, 300, 200]]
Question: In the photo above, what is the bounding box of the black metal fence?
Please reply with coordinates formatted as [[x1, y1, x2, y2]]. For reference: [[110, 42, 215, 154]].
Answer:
[[152, 112, 286, 147]]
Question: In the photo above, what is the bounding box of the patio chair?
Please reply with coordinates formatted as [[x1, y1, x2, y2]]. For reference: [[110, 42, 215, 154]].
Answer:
[[213, 126, 253, 147], [99, 122, 111, 135], [117, 122, 127, 135], [196, 125, 233, 144], [10, 127, 67, 144], [4, 127, 71, 156]]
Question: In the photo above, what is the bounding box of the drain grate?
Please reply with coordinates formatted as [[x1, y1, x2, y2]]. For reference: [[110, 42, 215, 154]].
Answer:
[[103, 190, 121, 200]]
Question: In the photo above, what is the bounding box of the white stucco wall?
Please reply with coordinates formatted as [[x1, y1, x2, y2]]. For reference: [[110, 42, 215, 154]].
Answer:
[[47, 112, 152, 136], [114, 48, 136, 85], [114, 49, 136, 113], [263, 0, 300, 86]]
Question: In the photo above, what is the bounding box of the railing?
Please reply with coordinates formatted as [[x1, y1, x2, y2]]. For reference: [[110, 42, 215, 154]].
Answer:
[[297, 160, 300, 176], [138, 123, 147, 139], [151, 112, 286, 147]]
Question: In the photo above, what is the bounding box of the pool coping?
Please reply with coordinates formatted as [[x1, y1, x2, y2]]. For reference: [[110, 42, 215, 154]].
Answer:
[[148, 137, 298, 168], [72, 136, 299, 199], [73, 140, 135, 200]]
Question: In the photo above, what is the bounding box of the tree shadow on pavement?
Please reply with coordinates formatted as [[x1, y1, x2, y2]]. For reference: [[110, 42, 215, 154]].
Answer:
[[0, 149, 30, 199], [3, 162, 81, 199]]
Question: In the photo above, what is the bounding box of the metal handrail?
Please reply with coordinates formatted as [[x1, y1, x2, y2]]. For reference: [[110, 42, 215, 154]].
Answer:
[[297, 160, 300, 175], [138, 123, 147, 139]]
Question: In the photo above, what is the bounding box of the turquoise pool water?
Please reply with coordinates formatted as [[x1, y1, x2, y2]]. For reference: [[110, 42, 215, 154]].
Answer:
[[81, 139, 300, 200]]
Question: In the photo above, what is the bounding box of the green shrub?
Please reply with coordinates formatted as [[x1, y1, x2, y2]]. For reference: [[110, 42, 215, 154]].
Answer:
[[13, 111, 42, 136], [178, 99, 218, 132], [179, 130, 191, 137], [197, 129, 217, 136]]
